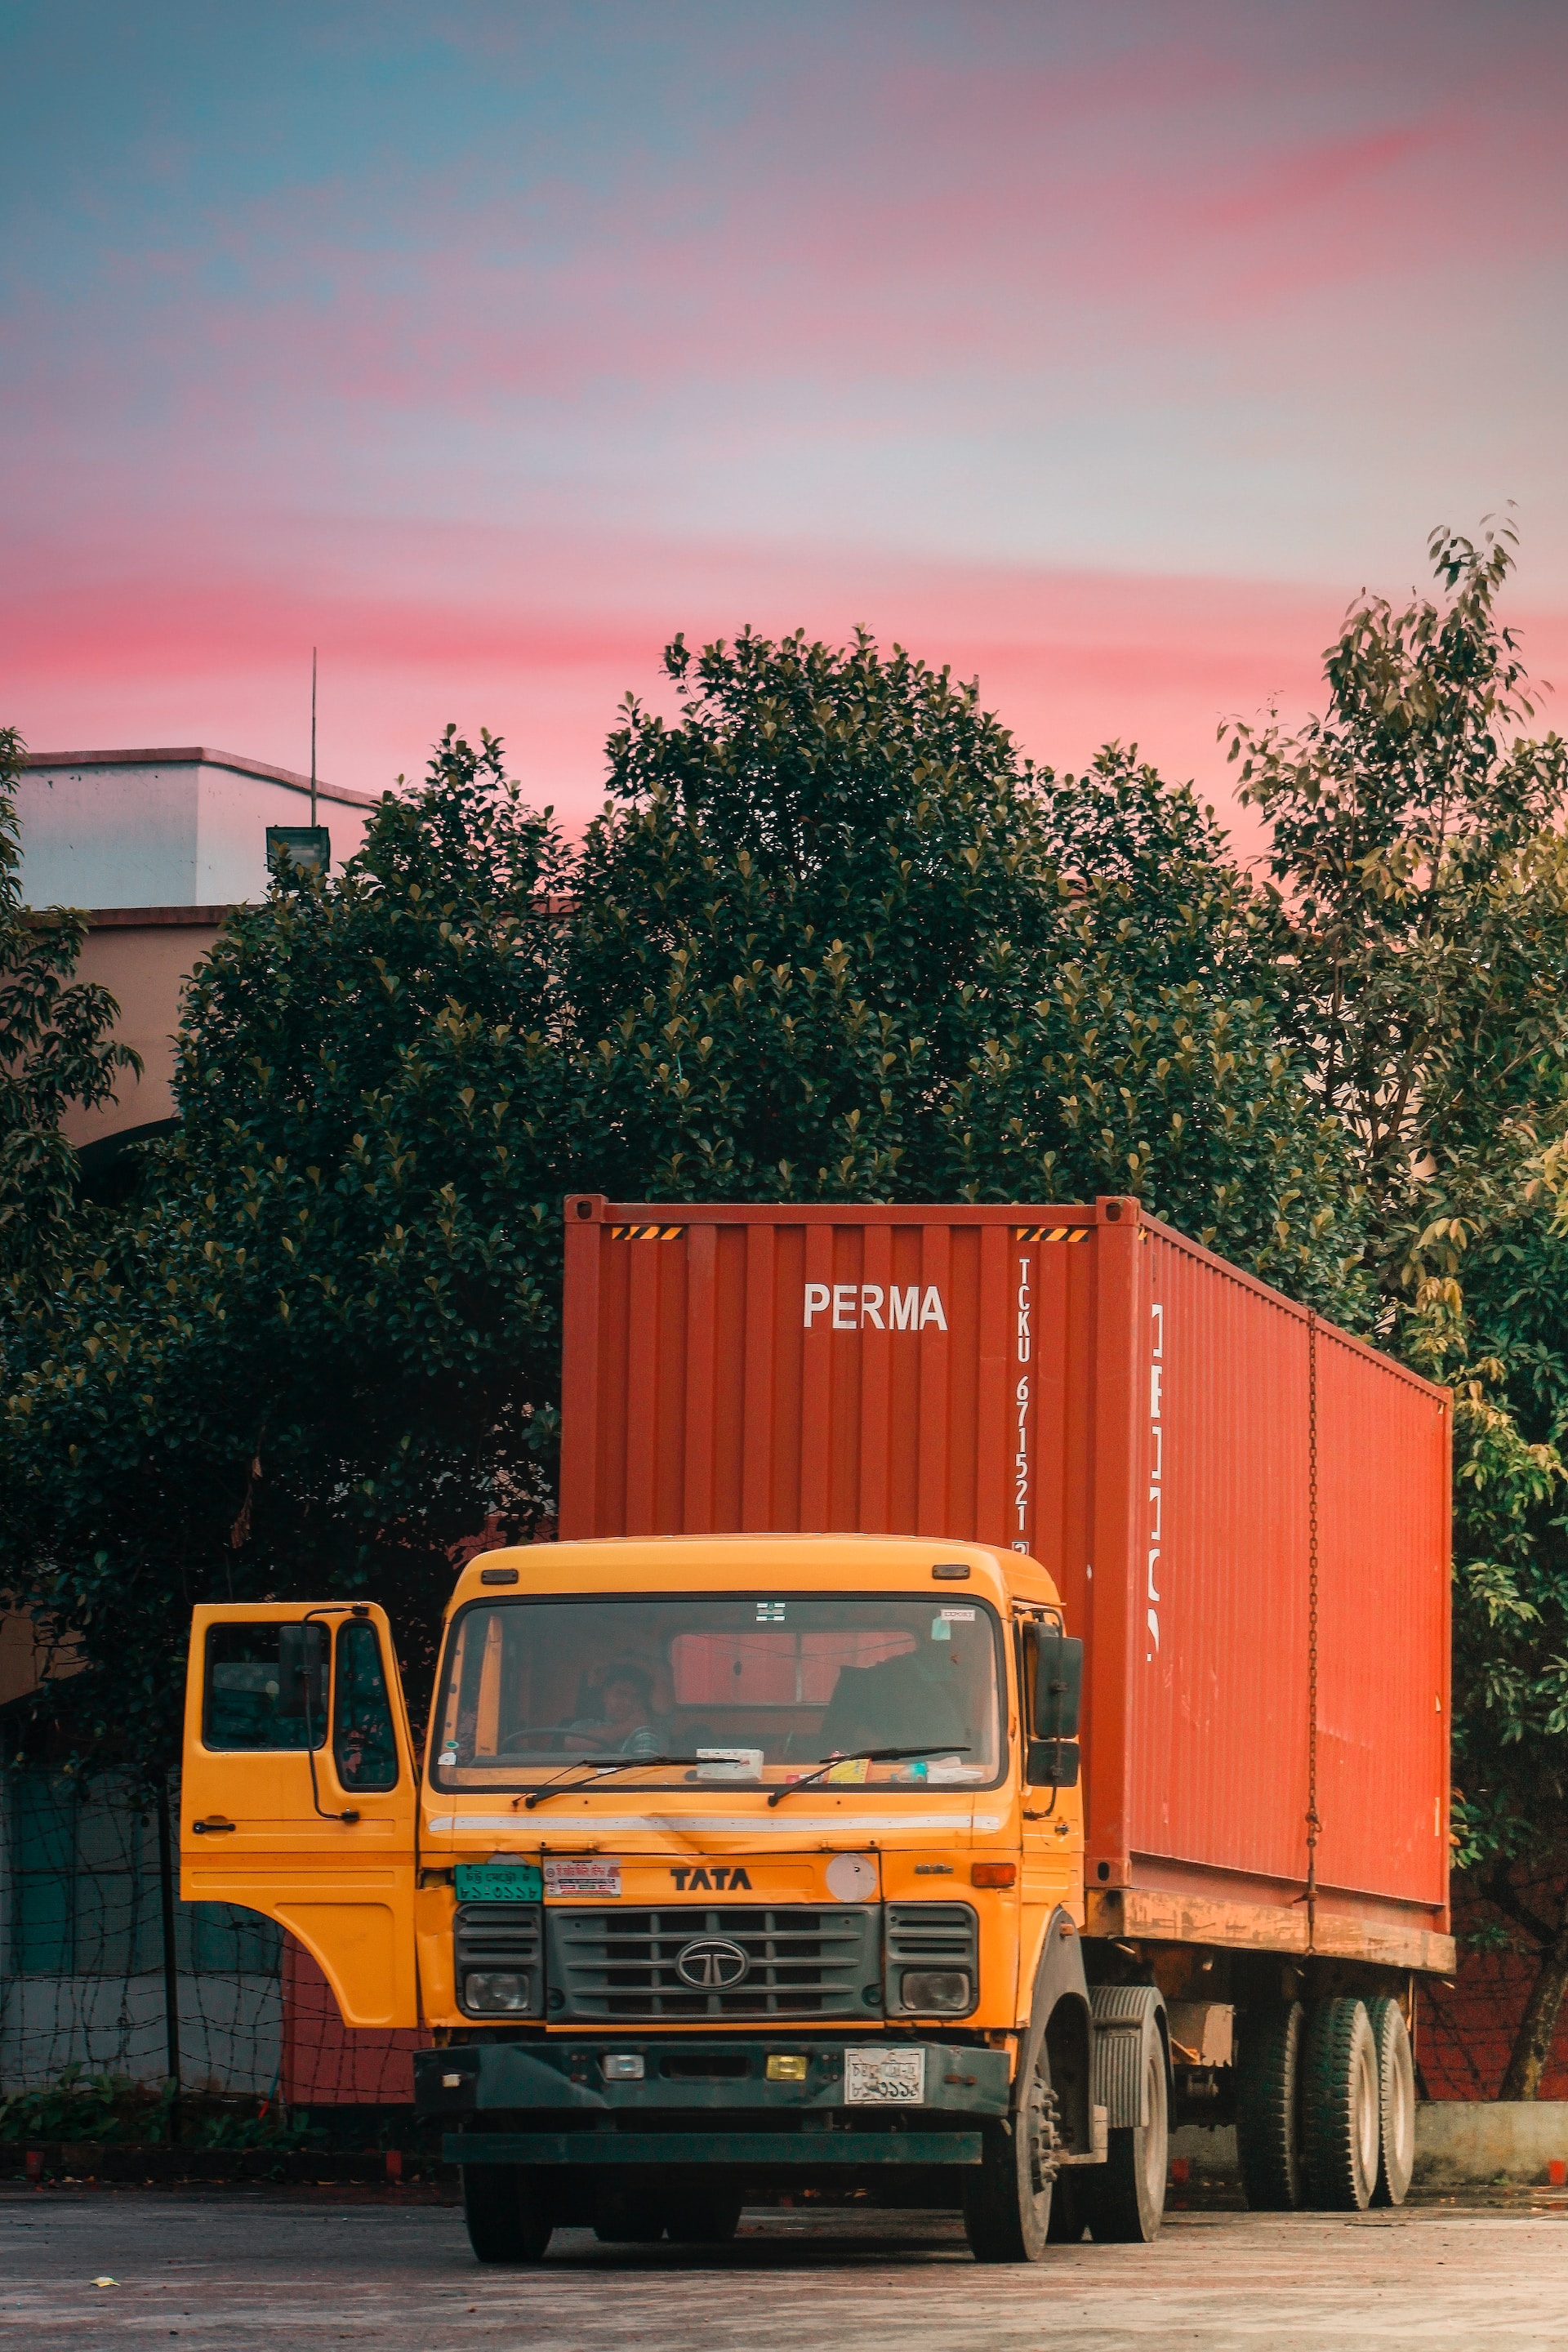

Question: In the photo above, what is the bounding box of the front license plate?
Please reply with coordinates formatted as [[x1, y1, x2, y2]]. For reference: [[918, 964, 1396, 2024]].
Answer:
[[844, 2047, 926, 2105]]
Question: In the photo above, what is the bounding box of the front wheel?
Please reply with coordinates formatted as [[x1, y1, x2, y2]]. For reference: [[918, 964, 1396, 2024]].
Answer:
[[461, 2165, 554, 2264], [963, 2042, 1061, 2262]]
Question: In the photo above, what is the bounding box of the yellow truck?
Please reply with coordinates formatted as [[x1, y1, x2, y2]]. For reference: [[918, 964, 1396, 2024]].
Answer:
[[181, 1519, 1433, 2263], [180, 1535, 1166, 2262]]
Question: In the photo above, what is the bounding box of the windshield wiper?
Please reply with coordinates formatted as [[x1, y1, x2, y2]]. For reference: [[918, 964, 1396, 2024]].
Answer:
[[518, 1756, 703, 1811], [766, 1746, 970, 1807]]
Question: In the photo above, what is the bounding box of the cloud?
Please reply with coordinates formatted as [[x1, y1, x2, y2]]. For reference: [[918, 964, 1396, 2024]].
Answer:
[[9, 516, 1564, 865]]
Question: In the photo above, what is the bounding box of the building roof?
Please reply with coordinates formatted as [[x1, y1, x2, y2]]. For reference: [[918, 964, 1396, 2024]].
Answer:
[[20, 746, 381, 808]]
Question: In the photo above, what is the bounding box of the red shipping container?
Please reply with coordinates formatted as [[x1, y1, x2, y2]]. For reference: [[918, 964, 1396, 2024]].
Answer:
[[561, 1193, 1452, 1967]]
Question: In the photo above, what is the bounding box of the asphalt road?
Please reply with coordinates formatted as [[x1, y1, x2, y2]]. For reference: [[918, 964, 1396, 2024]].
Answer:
[[6, 2187, 1568, 2350]]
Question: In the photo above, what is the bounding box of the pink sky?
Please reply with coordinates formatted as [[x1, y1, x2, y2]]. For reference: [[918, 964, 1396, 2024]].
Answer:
[[5, 1, 1565, 841]]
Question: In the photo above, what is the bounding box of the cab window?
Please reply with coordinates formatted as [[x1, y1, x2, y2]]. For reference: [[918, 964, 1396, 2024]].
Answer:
[[333, 1620, 399, 1791], [204, 1623, 327, 1751]]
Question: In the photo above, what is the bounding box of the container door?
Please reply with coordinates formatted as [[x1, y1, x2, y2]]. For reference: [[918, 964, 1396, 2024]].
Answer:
[[180, 1601, 419, 2028]]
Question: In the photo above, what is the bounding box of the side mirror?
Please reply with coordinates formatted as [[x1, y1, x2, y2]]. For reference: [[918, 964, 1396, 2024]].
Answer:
[[1026, 1738, 1080, 1788], [1033, 1628, 1083, 1741]]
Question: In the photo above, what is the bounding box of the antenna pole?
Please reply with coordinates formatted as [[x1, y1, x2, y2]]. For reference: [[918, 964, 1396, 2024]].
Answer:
[[310, 647, 318, 828]]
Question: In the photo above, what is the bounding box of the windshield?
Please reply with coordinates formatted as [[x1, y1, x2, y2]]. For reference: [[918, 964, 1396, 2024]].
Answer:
[[430, 1592, 1004, 1791]]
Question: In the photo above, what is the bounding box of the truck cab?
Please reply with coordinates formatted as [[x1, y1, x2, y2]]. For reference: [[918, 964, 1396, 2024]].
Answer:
[[182, 1534, 1163, 2261]]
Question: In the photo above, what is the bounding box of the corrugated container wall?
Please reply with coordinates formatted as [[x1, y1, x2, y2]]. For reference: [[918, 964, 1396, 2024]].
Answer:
[[560, 1196, 1451, 1943]]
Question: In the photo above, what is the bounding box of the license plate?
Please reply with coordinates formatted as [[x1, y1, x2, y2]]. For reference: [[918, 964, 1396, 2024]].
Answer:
[[545, 1857, 621, 1898], [455, 1864, 542, 1903], [844, 2047, 926, 2105]]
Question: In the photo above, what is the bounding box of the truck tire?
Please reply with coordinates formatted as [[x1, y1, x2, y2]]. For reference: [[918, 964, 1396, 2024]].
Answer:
[[1079, 2029, 1168, 2243], [461, 2164, 554, 2264], [1236, 2002, 1304, 2210], [1302, 1998, 1380, 2212], [664, 2190, 745, 2244], [962, 2041, 1062, 2262], [1364, 1996, 1416, 2207]]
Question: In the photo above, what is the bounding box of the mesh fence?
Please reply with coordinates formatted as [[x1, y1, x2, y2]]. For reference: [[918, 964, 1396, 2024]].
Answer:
[[0, 1768, 425, 2110], [3, 1766, 1559, 2114]]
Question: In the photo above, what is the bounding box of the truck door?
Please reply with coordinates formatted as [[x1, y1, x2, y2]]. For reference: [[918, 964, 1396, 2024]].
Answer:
[[180, 1601, 419, 2029]]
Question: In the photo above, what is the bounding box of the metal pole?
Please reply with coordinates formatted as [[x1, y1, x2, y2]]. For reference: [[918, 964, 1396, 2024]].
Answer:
[[154, 1778, 182, 2143], [310, 648, 318, 830]]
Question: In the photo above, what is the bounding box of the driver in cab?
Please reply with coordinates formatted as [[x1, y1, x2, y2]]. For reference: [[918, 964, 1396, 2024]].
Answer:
[[561, 1663, 664, 1756]]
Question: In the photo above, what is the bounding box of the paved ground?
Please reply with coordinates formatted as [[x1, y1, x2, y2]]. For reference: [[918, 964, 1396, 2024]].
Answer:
[[6, 2186, 1568, 2350]]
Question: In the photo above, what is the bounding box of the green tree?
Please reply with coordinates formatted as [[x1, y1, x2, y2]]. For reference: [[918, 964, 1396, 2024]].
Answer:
[[570, 630, 1365, 1297], [1, 730, 568, 1780], [0, 728, 140, 1276], [1227, 514, 1568, 1256], [1, 635, 1367, 1789], [1231, 522, 1568, 2095]]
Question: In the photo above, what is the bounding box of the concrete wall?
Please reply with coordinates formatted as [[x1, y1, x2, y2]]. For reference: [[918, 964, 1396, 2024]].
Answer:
[[1171, 2108, 1568, 2186], [0, 1972, 283, 2097], [16, 747, 377, 911], [60, 911, 227, 1149]]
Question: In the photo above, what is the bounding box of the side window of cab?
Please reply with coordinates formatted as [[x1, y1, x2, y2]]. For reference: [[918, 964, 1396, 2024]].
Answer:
[[333, 1619, 399, 1791], [204, 1622, 327, 1750]]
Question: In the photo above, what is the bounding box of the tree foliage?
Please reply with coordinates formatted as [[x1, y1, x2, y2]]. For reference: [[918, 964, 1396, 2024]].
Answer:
[[0, 639, 1363, 1786], [571, 631, 1365, 1297], [1, 732, 568, 1775], [1231, 519, 1568, 2093]]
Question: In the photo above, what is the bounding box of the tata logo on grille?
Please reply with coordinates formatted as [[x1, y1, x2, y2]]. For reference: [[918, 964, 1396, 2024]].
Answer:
[[675, 1936, 751, 1989]]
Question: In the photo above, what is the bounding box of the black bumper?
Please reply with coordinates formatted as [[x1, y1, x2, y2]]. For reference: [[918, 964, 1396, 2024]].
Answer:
[[416, 2037, 1008, 2170], [445, 2128, 982, 2167]]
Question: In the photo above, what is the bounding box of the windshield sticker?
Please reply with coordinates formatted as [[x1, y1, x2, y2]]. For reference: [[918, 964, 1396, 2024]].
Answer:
[[940, 1607, 977, 1619], [544, 1857, 622, 1898], [697, 1748, 764, 1780], [756, 1601, 786, 1621]]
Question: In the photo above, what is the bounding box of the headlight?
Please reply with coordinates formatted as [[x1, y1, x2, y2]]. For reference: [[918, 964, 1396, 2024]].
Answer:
[[900, 1969, 972, 2013], [465, 1970, 530, 2012]]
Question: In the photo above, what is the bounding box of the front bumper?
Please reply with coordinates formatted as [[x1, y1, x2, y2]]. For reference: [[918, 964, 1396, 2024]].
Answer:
[[416, 2037, 1008, 2169], [444, 2128, 983, 2167]]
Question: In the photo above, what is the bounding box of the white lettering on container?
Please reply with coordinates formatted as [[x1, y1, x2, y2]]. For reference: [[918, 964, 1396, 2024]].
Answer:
[[1013, 1254, 1032, 1552], [1147, 1298, 1164, 1658], [802, 1282, 947, 1332]]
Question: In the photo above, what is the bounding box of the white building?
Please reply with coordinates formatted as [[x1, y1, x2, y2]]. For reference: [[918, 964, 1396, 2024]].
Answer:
[[16, 743, 376, 911], [14, 746, 380, 1154]]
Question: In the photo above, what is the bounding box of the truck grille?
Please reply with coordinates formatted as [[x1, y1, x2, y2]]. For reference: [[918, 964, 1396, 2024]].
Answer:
[[885, 1902, 978, 2016], [886, 1902, 978, 1963], [547, 1905, 880, 2020], [454, 1902, 544, 2019]]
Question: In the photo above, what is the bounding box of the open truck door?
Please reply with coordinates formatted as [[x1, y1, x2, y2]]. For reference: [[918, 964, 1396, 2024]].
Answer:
[[180, 1601, 420, 2028]]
